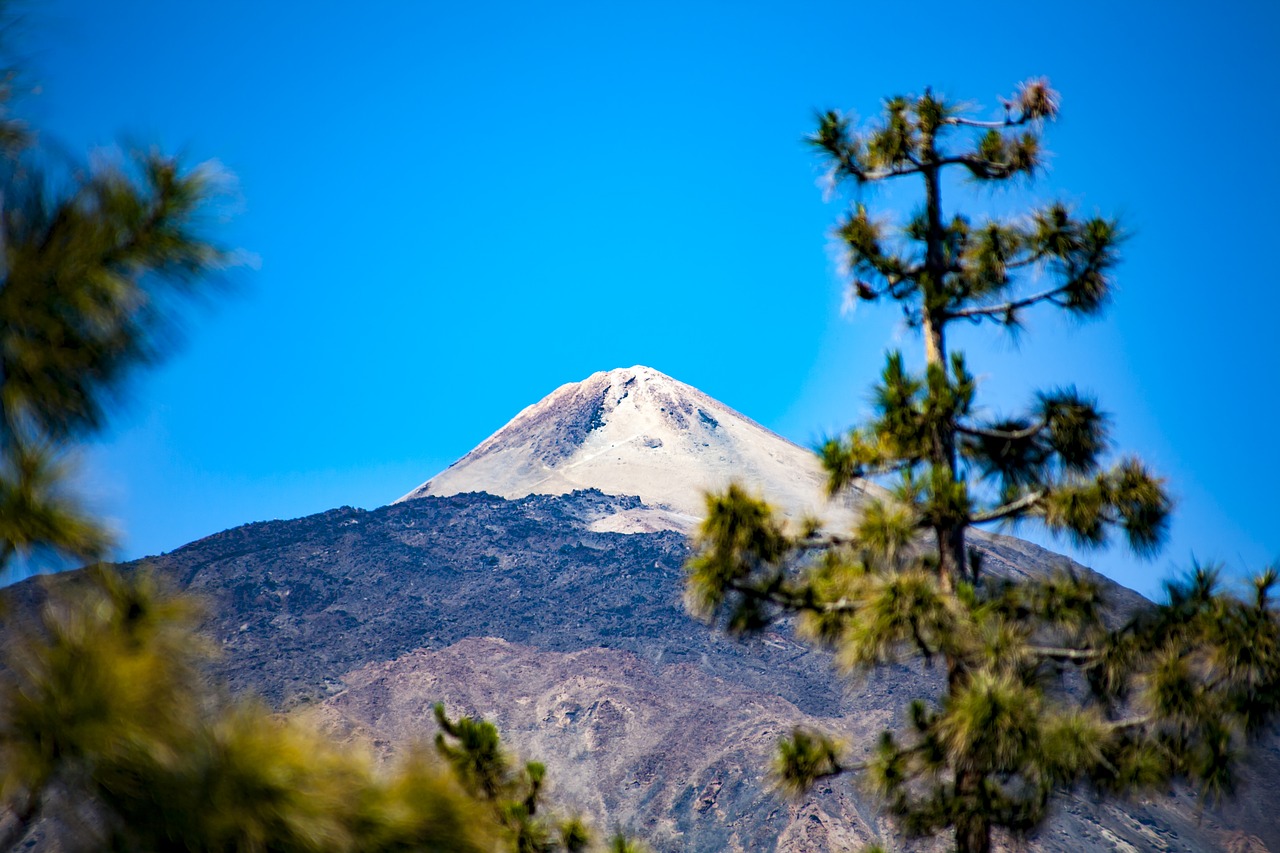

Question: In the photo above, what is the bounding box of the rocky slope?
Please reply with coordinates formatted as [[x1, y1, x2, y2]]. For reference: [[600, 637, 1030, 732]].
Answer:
[[4, 367, 1277, 851], [8, 490, 1272, 851]]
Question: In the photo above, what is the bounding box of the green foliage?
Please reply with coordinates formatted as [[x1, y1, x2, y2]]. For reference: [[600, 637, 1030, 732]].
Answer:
[[0, 445, 108, 575], [0, 568, 633, 853], [0, 569, 501, 852], [2, 150, 228, 439], [0, 61, 230, 578], [606, 833, 650, 853], [775, 728, 843, 797], [434, 703, 562, 852], [687, 80, 1280, 853], [434, 704, 648, 853]]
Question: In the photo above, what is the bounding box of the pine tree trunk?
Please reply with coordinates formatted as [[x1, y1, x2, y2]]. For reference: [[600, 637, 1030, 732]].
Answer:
[[955, 803, 992, 853], [953, 758, 992, 853], [923, 145, 988, 853], [921, 160, 967, 590]]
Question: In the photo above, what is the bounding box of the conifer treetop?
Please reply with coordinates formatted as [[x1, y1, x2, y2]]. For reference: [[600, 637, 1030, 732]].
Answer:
[[685, 80, 1280, 853]]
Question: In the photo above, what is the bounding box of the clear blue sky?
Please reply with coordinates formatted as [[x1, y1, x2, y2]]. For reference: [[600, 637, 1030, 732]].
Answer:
[[14, 1, 1279, 597]]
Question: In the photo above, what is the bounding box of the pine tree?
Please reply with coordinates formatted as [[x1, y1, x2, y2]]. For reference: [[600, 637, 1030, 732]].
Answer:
[[435, 703, 590, 852], [434, 703, 650, 852], [685, 81, 1280, 853]]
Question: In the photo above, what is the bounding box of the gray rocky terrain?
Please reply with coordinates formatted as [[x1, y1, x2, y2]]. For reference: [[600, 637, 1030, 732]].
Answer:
[[4, 367, 1277, 850]]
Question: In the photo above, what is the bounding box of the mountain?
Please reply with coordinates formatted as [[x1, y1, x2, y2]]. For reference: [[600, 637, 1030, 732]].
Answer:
[[399, 366, 868, 533], [3, 367, 1277, 852]]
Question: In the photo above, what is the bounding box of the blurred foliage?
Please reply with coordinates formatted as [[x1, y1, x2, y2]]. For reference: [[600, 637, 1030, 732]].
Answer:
[[0, 568, 502, 851], [435, 705, 647, 853], [686, 81, 1280, 853], [0, 47, 232, 577], [0, 25, 642, 853]]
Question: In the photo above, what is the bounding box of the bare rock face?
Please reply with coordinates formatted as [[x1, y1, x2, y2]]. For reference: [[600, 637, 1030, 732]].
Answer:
[[318, 637, 890, 852], [399, 366, 868, 532]]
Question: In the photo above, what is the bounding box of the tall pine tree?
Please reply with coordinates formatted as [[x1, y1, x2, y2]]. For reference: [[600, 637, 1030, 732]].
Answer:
[[686, 81, 1280, 853]]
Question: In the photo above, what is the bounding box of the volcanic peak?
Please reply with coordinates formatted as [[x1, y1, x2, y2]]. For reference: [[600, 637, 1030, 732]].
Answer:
[[398, 366, 866, 533]]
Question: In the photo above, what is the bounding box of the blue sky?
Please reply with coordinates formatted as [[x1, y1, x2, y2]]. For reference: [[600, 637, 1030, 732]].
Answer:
[[15, 1, 1279, 596]]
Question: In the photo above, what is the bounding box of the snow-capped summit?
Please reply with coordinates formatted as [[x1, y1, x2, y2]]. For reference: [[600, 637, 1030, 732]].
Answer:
[[398, 366, 868, 533]]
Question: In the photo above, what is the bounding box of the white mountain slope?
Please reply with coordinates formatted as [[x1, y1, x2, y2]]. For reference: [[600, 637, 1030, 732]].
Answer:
[[398, 366, 873, 533]]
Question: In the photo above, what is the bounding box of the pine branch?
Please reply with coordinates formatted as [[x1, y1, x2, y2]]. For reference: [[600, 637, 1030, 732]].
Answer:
[[726, 578, 859, 616], [858, 165, 927, 181], [970, 491, 1045, 524], [956, 420, 1046, 442], [945, 255, 1042, 275], [942, 117, 1022, 129], [795, 531, 856, 551], [837, 457, 918, 485], [939, 153, 1042, 181], [810, 759, 861, 782], [1104, 715, 1153, 731], [1004, 252, 1048, 270], [941, 109, 1048, 131], [1027, 646, 1101, 663], [945, 285, 1071, 321]]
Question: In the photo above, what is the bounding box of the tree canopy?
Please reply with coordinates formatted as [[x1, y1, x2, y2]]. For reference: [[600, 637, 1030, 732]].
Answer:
[[685, 80, 1280, 853]]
